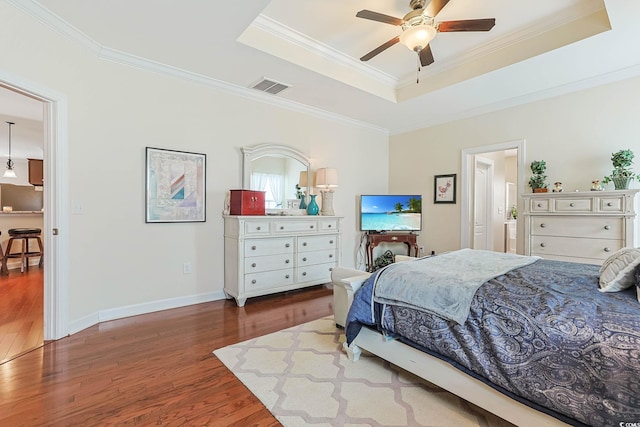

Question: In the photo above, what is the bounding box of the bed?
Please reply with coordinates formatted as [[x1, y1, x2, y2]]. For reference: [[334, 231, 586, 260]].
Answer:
[[334, 249, 640, 427]]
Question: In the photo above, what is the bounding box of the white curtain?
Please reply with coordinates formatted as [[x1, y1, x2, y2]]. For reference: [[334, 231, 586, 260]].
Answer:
[[251, 173, 284, 208]]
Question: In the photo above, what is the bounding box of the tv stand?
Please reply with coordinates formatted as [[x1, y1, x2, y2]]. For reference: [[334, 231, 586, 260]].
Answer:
[[366, 233, 419, 272]]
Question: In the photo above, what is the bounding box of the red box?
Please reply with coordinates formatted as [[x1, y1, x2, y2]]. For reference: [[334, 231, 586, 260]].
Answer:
[[229, 190, 265, 215]]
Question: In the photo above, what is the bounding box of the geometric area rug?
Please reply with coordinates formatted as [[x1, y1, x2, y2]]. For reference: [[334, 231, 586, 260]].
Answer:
[[213, 317, 515, 427]]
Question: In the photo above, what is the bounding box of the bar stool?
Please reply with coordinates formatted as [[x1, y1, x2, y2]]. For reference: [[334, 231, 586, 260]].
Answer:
[[5, 228, 44, 273], [0, 231, 7, 275]]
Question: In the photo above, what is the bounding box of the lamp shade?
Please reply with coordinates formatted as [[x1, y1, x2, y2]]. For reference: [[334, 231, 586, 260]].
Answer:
[[315, 168, 338, 188], [399, 25, 436, 52], [298, 171, 308, 187]]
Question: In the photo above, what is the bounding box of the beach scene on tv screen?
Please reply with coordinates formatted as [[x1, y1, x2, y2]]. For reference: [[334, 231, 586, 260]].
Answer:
[[361, 195, 422, 231]]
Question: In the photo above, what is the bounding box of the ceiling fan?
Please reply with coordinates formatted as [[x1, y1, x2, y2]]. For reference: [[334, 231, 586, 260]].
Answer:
[[357, 0, 495, 67]]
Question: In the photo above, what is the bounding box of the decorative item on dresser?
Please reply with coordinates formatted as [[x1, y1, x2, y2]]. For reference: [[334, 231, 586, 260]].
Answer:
[[223, 215, 342, 306], [528, 160, 548, 193], [315, 167, 339, 216], [523, 189, 639, 265]]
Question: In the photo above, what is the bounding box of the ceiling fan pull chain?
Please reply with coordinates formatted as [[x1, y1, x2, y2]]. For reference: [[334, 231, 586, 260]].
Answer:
[[416, 56, 421, 84]]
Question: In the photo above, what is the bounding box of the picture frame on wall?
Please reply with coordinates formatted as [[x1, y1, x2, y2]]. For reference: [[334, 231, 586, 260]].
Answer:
[[434, 174, 456, 204], [145, 147, 206, 223]]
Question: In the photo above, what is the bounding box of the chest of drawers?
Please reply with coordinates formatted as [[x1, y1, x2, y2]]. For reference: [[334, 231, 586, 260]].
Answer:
[[523, 190, 639, 264], [224, 215, 342, 306]]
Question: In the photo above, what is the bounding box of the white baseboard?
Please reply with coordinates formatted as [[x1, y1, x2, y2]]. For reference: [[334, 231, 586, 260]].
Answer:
[[67, 290, 228, 336]]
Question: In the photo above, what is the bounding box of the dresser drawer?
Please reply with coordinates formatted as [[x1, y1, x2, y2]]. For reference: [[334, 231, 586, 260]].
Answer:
[[531, 216, 623, 239], [296, 262, 335, 283], [530, 199, 550, 212], [530, 235, 622, 261], [273, 220, 318, 233], [319, 219, 339, 232], [555, 198, 593, 212], [244, 237, 294, 257], [245, 269, 294, 291], [244, 253, 293, 273], [244, 220, 271, 235], [298, 234, 338, 252], [600, 197, 624, 212], [297, 249, 336, 266]]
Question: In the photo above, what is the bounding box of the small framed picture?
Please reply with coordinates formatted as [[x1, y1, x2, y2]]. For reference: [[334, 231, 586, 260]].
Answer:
[[434, 174, 456, 204]]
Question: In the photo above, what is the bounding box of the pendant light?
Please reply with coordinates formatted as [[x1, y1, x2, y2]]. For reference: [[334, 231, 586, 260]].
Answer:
[[3, 121, 16, 179]]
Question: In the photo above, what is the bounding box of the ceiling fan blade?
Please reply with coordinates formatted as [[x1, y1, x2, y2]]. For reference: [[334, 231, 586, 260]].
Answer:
[[438, 18, 496, 32], [356, 10, 404, 26], [425, 0, 450, 17], [419, 45, 435, 66], [360, 36, 400, 62]]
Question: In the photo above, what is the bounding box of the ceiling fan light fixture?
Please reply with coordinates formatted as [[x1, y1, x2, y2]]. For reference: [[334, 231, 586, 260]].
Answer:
[[400, 24, 436, 52]]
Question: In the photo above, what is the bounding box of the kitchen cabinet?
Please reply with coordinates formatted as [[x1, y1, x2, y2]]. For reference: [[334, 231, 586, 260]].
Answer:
[[28, 159, 43, 186]]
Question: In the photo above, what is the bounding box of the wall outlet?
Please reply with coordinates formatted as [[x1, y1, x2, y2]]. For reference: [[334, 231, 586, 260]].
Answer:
[[183, 261, 193, 274]]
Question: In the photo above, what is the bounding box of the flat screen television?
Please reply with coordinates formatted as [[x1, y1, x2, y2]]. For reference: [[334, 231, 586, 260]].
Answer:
[[360, 194, 422, 232]]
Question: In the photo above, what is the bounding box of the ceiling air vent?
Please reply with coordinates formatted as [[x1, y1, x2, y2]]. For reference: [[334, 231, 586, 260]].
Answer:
[[251, 78, 290, 95]]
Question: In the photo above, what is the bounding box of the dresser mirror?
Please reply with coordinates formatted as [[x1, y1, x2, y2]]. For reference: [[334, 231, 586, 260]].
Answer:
[[242, 144, 310, 214]]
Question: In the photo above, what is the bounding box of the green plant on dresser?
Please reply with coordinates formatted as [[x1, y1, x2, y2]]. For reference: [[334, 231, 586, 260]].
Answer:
[[602, 149, 638, 190], [528, 160, 548, 192]]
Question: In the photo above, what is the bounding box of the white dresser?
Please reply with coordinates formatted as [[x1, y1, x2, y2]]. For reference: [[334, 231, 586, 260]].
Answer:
[[223, 215, 342, 306], [523, 190, 639, 265]]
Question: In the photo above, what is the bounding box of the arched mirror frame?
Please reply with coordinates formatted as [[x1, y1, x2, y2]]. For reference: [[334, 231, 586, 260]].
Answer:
[[241, 144, 310, 211]]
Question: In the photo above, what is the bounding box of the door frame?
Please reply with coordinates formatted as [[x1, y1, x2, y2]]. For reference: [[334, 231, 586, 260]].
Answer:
[[0, 71, 69, 340], [461, 140, 526, 250]]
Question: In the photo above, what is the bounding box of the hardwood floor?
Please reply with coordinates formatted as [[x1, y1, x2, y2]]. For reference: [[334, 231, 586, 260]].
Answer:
[[0, 268, 44, 364], [0, 284, 334, 426]]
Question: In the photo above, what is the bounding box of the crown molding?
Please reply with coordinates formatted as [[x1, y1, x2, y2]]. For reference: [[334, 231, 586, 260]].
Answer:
[[390, 62, 640, 135], [252, 14, 400, 88], [8, 0, 388, 136]]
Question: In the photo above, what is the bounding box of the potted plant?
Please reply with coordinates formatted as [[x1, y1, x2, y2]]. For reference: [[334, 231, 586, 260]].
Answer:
[[528, 160, 548, 193], [602, 149, 638, 190]]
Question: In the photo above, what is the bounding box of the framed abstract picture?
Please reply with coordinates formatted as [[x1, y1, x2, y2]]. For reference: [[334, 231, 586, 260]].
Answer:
[[145, 147, 206, 223], [434, 174, 456, 204]]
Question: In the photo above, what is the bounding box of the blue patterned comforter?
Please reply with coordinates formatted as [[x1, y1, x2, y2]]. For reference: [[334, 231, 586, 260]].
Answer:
[[345, 259, 640, 427]]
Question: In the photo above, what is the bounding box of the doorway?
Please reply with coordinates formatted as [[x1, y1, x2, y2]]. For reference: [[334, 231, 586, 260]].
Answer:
[[0, 73, 68, 352], [460, 140, 525, 252]]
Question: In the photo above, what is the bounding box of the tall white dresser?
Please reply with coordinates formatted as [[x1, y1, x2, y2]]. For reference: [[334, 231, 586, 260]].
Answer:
[[223, 215, 342, 306], [523, 190, 639, 265]]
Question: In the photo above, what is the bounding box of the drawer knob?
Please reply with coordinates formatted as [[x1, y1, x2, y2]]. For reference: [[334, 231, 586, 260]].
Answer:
[[540, 243, 546, 248], [328, 224, 332, 228], [604, 225, 611, 230], [251, 263, 257, 268], [310, 225, 314, 229], [280, 226, 284, 230], [285, 274, 290, 279], [604, 247, 611, 252], [285, 243, 290, 248], [303, 242, 307, 246], [251, 245, 257, 250], [285, 259, 290, 264], [537, 203, 543, 208], [607, 202, 613, 207], [569, 203, 575, 207], [302, 272, 307, 276], [329, 254, 333, 258], [302, 257, 307, 262], [256, 226, 261, 230], [540, 223, 546, 228], [330, 240, 334, 244], [251, 279, 257, 284]]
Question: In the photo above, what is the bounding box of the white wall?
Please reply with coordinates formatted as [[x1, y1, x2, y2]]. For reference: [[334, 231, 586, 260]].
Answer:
[[390, 75, 640, 254], [0, 2, 388, 332]]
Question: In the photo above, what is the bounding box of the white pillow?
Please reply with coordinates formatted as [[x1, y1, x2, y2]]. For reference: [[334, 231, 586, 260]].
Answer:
[[599, 247, 640, 292]]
